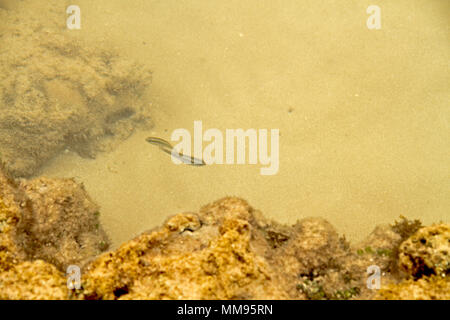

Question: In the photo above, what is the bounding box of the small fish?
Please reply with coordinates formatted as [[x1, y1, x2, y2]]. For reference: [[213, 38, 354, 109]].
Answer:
[[159, 145, 206, 166], [145, 137, 172, 148], [146, 137, 206, 166]]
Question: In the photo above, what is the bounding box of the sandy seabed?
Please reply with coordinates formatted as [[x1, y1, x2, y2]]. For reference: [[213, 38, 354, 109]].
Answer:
[[38, 0, 449, 247], [0, 0, 448, 300], [1, 0, 448, 247]]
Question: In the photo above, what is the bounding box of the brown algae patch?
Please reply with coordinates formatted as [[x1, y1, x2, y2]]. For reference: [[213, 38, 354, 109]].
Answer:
[[0, 1, 152, 177]]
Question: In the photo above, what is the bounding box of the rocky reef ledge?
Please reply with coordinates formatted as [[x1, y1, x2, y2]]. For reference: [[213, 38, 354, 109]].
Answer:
[[0, 167, 448, 300], [0, 1, 153, 177]]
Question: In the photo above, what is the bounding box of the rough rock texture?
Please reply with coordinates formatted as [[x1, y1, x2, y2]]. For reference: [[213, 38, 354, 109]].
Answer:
[[81, 199, 292, 300], [16, 177, 110, 271], [373, 223, 450, 300], [0, 260, 68, 300], [397, 224, 450, 279], [79, 198, 448, 300], [0, 165, 109, 299], [1, 166, 448, 300], [0, 0, 152, 177], [270, 217, 362, 299], [376, 275, 450, 300], [0, 165, 26, 271], [0, 165, 68, 299], [80, 198, 386, 300]]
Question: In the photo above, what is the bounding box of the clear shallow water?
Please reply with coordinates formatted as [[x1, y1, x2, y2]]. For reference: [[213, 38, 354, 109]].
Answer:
[[12, 0, 449, 247]]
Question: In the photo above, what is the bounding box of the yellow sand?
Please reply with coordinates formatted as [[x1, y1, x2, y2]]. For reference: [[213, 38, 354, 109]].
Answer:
[[41, 0, 449, 247]]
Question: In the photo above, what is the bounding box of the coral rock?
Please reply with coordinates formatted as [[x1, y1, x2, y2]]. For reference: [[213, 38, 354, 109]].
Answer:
[[377, 275, 450, 300], [0, 0, 152, 177], [0, 260, 68, 300], [16, 177, 110, 271], [81, 198, 290, 300], [0, 166, 108, 299], [398, 223, 450, 279]]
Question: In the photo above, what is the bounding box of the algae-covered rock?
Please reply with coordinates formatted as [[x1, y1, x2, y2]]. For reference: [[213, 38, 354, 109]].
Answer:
[[0, 0, 152, 177], [376, 275, 450, 300], [80, 197, 380, 300], [1, 163, 448, 300], [16, 177, 110, 271], [398, 224, 450, 279], [0, 164, 27, 272], [351, 223, 406, 285], [271, 217, 353, 299], [81, 198, 291, 300], [1, 166, 68, 299], [0, 166, 109, 299], [375, 222, 450, 300], [0, 260, 68, 300]]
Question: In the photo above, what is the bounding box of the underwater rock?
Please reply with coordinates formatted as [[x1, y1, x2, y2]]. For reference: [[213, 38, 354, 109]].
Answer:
[[285, 217, 345, 273], [0, 166, 109, 299], [0, 0, 152, 177], [355, 224, 403, 275], [80, 197, 385, 300], [16, 177, 110, 271], [81, 198, 291, 300], [376, 275, 450, 300], [1, 167, 448, 299], [0, 165, 28, 271], [270, 217, 351, 298], [0, 260, 68, 300], [398, 224, 450, 279], [375, 222, 450, 300], [0, 167, 68, 299]]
